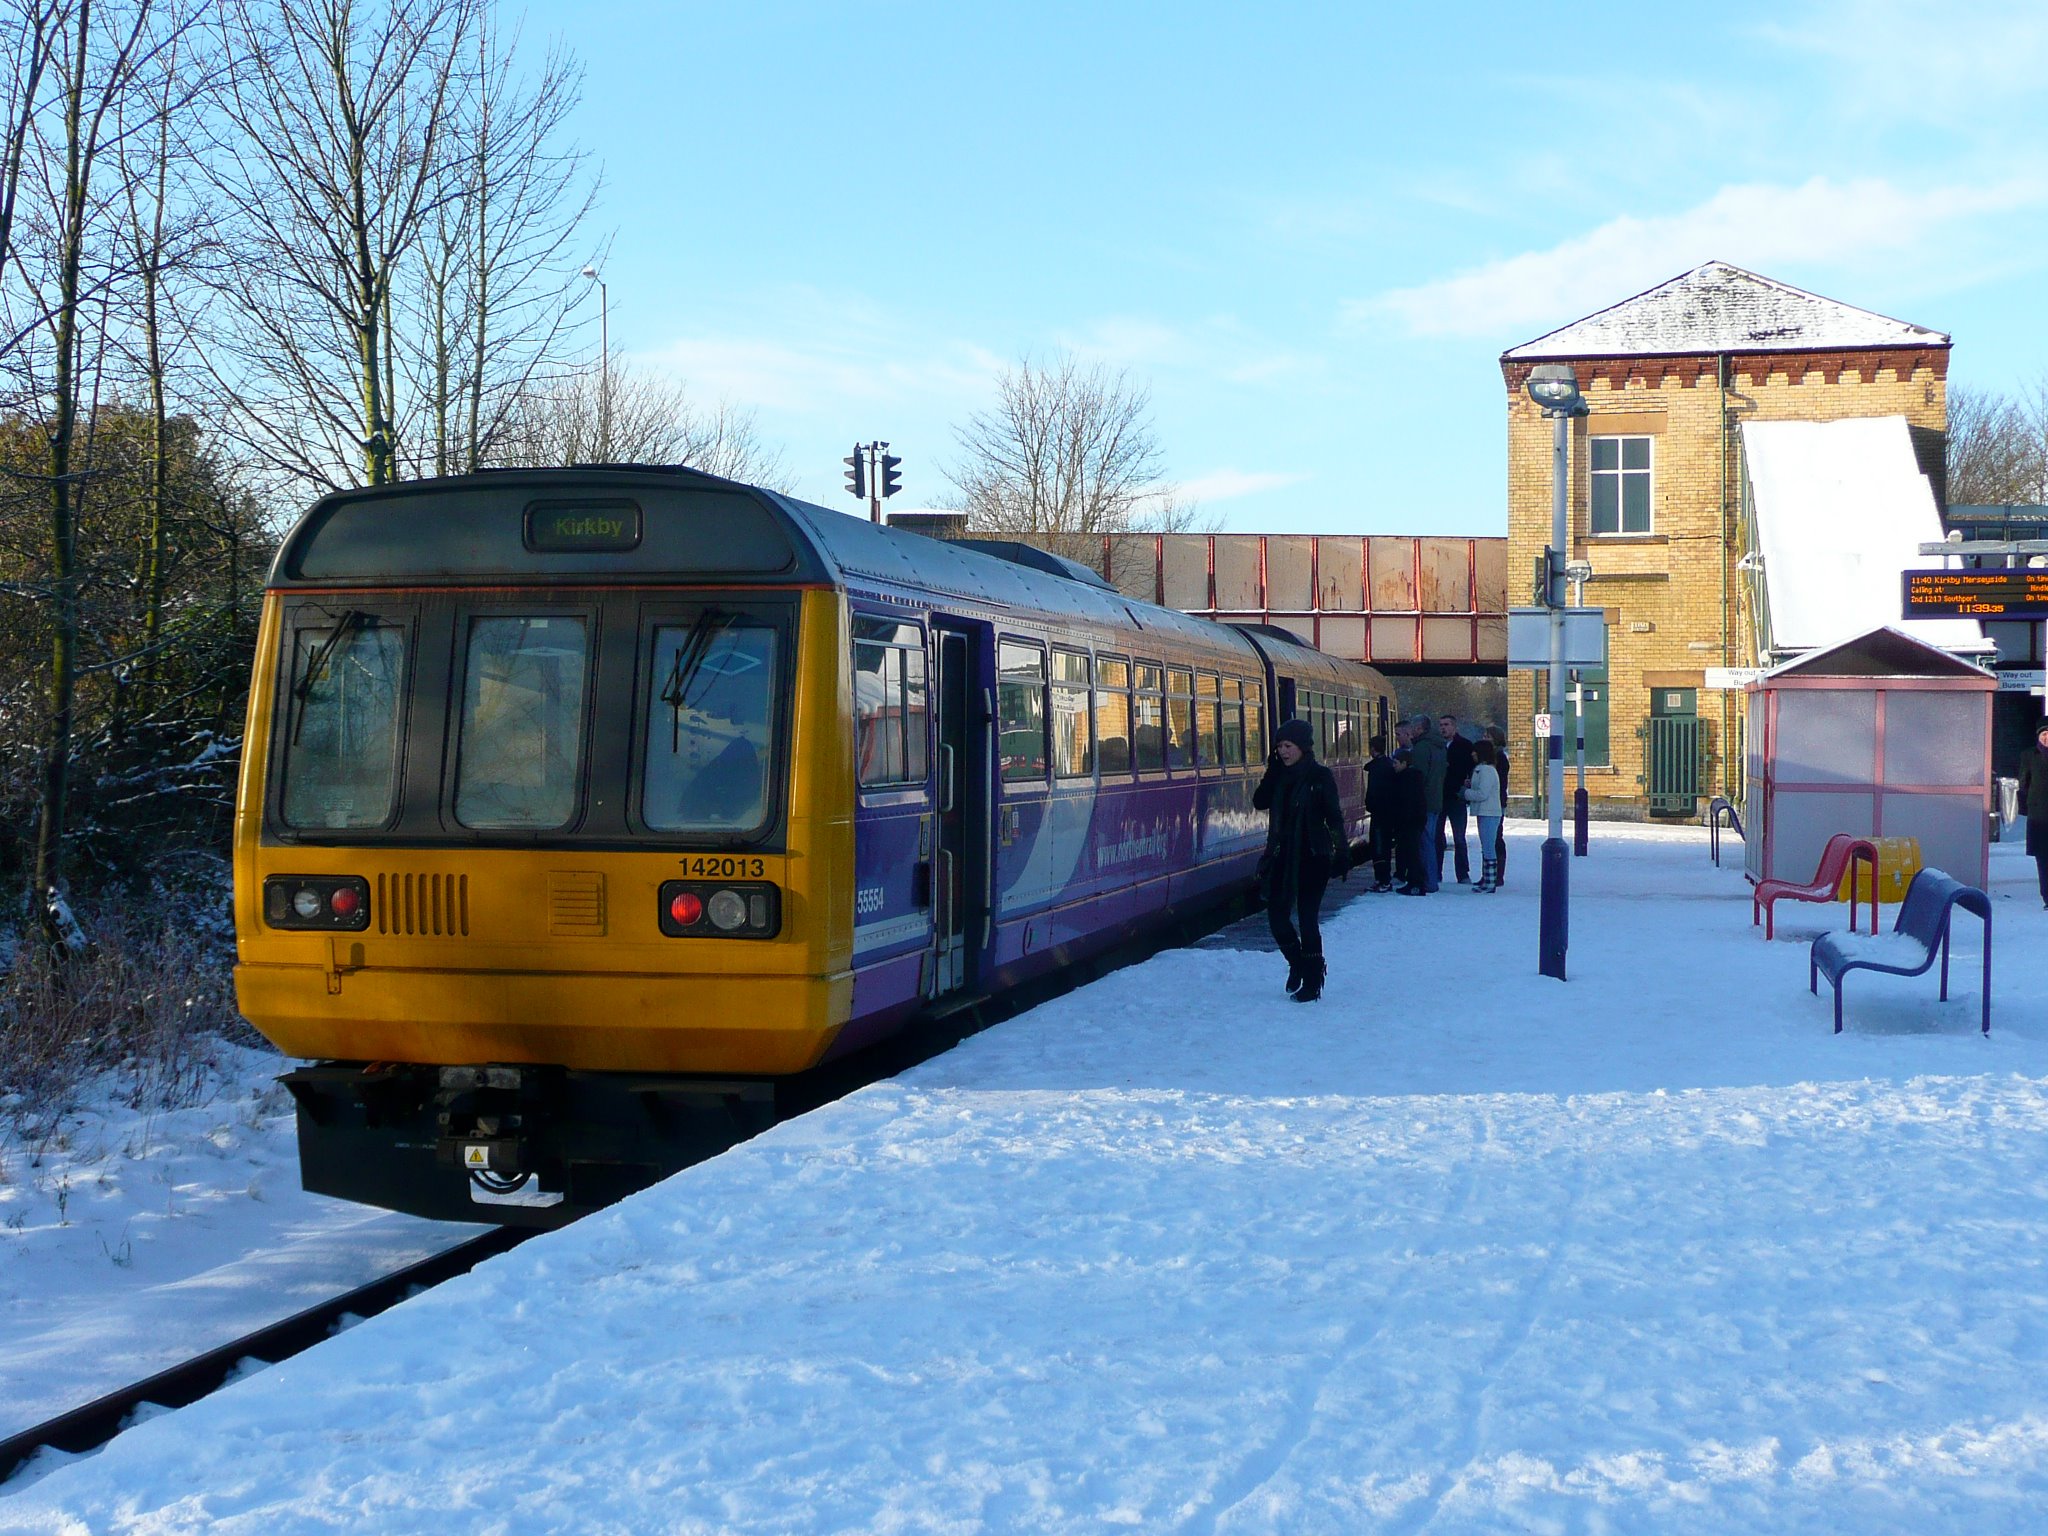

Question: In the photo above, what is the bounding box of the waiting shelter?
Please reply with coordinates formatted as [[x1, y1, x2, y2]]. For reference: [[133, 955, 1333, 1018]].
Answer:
[[1743, 627, 1994, 889]]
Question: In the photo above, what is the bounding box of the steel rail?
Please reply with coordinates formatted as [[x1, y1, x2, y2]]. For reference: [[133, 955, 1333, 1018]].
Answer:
[[0, 1226, 529, 1487]]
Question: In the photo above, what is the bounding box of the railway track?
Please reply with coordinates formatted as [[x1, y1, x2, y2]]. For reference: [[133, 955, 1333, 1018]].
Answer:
[[0, 1226, 529, 1488]]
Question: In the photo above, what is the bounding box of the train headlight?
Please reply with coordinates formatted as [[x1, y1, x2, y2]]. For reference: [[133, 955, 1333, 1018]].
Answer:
[[291, 888, 323, 919], [658, 880, 780, 940]]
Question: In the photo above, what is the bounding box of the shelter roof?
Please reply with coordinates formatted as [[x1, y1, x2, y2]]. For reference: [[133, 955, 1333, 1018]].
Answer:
[[1740, 416, 1990, 659], [1503, 262, 1948, 361], [1759, 625, 1996, 683]]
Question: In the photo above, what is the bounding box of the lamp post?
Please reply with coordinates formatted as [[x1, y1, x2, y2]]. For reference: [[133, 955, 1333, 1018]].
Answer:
[[1525, 363, 1585, 979], [1568, 560, 1593, 857], [581, 265, 609, 461]]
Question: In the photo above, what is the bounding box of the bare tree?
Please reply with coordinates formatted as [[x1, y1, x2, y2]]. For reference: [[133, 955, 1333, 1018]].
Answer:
[[395, 8, 596, 478], [948, 354, 1199, 565], [203, 0, 480, 491], [1947, 383, 2047, 506], [499, 359, 788, 487]]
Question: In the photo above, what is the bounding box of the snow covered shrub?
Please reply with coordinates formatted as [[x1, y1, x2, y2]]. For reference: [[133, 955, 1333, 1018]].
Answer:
[[0, 898, 255, 1125]]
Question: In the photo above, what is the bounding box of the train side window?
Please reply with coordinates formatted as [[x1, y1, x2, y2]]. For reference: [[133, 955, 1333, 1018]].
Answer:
[[997, 639, 1049, 783], [1245, 681, 1266, 761], [1194, 672, 1220, 769], [1133, 661, 1164, 772], [1221, 679, 1246, 766], [452, 616, 591, 831], [1052, 649, 1094, 779], [280, 615, 408, 831], [853, 616, 928, 789], [1165, 668, 1194, 771], [1097, 657, 1132, 776], [643, 616, 781, 834]]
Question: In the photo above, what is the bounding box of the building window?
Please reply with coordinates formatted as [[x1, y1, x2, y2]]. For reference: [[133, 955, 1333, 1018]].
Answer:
[[1591, 435, 1652, 535]]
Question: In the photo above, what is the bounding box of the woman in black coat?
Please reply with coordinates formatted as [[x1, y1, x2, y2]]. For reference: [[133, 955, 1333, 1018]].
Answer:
[[2021, 721, 2048, 908], [1253, 717, 1350, 1002]]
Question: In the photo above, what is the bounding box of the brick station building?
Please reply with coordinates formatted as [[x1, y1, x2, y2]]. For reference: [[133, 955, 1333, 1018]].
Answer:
[[1501, 261, 1951, 818]]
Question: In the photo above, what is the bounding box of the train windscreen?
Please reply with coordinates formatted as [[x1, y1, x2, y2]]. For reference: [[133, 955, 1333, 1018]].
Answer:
[[279, 614, 408, 831], [642, 615, 781, 835]]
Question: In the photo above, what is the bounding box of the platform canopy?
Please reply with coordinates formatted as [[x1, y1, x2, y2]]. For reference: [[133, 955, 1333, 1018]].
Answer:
[[1739, 415, 1990, 661]]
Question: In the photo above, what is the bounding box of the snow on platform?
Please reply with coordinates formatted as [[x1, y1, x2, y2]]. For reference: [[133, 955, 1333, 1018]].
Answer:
[[6, 827, 2048, 1534]]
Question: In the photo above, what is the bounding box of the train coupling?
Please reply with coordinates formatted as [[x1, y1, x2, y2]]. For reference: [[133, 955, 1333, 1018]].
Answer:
[[432, 1065, 563, 1197]]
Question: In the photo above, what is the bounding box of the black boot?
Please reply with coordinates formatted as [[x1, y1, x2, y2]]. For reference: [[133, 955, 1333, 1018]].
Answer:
[[1282, 945, 1304, 995], [1293, 956, 1326, 1003]]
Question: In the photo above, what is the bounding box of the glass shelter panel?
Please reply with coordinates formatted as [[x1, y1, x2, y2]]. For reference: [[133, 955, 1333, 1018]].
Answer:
[[1882, 690, 1986, 787], [1772, 788, 1875, 885], [1773, 689, 1876, 785]]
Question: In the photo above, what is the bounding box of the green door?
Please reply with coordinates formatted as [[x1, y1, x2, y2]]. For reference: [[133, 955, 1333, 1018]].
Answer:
[[1645, 687, 1700, 817]]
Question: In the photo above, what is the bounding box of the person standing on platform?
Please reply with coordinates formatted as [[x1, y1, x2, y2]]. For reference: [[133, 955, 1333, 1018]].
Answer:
[[1406, 715, 1447, 891], [1253, 718, 1350, 1002], [1364, 735, 1398, 890], [1487, 726, 1511, 889], [1392, 745, 1431, 896], [1436, 714, 1475, 884], [1463, 738, 1504, 892], [2021, 720, 2048, 908]]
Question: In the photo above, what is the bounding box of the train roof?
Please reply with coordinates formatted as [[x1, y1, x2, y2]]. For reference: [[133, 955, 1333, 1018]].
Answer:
[[266, 465, 1265, 663]]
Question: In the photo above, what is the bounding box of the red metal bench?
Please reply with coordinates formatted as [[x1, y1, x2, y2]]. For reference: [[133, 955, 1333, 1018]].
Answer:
[[1752, 833, 1879, 940]]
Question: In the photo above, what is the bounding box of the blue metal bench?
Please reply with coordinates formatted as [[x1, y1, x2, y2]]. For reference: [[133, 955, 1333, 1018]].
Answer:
[[1707, 796, 1743, 866], [1809, 869, 1992, 1036]]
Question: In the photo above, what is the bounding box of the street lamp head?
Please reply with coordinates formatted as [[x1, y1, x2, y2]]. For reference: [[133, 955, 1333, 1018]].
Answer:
[[581, 265, 601, 280], [1524, 363, 1584, 414]]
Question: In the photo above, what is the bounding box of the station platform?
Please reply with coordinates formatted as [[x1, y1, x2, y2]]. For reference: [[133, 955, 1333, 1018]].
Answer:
[[8, 826, 2048, 1534]]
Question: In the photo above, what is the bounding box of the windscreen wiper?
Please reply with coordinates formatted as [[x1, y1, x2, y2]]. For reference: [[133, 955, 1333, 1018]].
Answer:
[[291, 610, 367, 743], [658, 610, 733, 752]]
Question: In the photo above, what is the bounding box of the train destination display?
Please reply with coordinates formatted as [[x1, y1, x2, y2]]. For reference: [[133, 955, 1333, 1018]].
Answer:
[[1900, 567, 2048, 618]]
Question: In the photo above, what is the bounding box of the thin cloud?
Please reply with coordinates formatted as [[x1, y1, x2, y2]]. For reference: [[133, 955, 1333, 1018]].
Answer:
[[1179, 468, 1310, 505], [1353, 176, 2048, 339]]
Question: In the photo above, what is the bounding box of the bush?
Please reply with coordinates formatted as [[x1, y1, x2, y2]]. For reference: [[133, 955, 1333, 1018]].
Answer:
[[0, 892, 258, 1129]]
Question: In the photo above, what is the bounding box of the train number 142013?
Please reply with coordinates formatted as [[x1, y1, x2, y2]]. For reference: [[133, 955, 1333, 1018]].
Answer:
[[679, 855, 767, 879]]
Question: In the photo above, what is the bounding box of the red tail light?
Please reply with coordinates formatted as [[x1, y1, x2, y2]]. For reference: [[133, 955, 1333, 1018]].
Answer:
[[668, 891, 704, 927], [329, 886, 362, 919]]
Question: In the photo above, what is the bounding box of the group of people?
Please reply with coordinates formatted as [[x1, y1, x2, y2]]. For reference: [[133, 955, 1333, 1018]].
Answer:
[[1253, 711, 1508, 1005]]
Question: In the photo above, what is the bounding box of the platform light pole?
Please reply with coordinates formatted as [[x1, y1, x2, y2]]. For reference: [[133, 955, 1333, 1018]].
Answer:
[[1568, 560, 1593, 856], [581, 265, 609, 460], [1526, 363, 1585, 979]]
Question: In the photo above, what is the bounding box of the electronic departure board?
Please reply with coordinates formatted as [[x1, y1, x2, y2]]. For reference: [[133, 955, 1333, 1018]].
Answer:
[[1900, 568, 2048, 619]]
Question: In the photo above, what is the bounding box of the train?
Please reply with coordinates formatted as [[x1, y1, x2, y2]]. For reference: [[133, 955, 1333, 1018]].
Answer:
[[233, 466, 1397, 1224]]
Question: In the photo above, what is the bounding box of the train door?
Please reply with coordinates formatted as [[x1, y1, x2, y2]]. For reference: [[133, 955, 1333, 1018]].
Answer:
[[930, 622, 989, 997]]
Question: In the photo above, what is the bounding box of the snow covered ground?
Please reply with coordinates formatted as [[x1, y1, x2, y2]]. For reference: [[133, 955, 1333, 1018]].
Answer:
[[0, 1045, 482, 1441], [4, 823, 2048, 1533]]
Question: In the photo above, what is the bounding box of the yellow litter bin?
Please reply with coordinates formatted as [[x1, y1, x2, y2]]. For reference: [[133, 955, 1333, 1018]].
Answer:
[[1836, 836, 1922, 905]]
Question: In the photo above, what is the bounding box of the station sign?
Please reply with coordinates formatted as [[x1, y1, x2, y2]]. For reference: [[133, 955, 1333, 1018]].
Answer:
[[1996, 669, 2047, 693], [1507, 607, 1606, 668], [1900, 567, 2048, 618], [1704, 667, 1763, 690]]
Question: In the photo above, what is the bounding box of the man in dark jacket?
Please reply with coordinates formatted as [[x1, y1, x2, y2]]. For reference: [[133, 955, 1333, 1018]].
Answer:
[[1392, 745, 1431, 896], [2021, 720, 2048, 908], [1363, 736, 1398, 890], [1253, 718, 1350, 1002], [1436, 714, 1476, 883]]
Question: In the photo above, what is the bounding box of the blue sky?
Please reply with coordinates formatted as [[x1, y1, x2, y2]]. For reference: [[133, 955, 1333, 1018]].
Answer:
[[518, 0, 2048, 536]]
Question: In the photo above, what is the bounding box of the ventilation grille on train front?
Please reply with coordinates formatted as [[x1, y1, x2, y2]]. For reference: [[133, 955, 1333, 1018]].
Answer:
[[376, 873, 470, 937]]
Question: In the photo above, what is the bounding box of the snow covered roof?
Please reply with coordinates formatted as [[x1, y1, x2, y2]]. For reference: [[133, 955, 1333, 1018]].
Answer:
[[1504, 263, 1949, 361], [1740, 416, 1990, 659]]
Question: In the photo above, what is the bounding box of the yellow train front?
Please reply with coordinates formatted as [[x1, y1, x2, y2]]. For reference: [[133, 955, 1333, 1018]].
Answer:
[[236, 469, 860, 1224]]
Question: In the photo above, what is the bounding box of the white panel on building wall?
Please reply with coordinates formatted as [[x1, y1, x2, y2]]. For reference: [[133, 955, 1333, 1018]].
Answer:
[[1267, 537, 1313, 611], [1319, 615, 1366, 658], [1318, 539, 1364, 611], [1368, 539, 1416, 612], [1422, 616, 1477, 663], [1215, 538, 1263, 611], [1419, 539, 1473, 613], [1370, 615, 1418, 662], [1161, 535, 1210, 610]]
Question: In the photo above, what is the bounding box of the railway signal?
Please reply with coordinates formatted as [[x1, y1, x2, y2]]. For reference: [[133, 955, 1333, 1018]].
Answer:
[[841, 442, 904, 522]]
